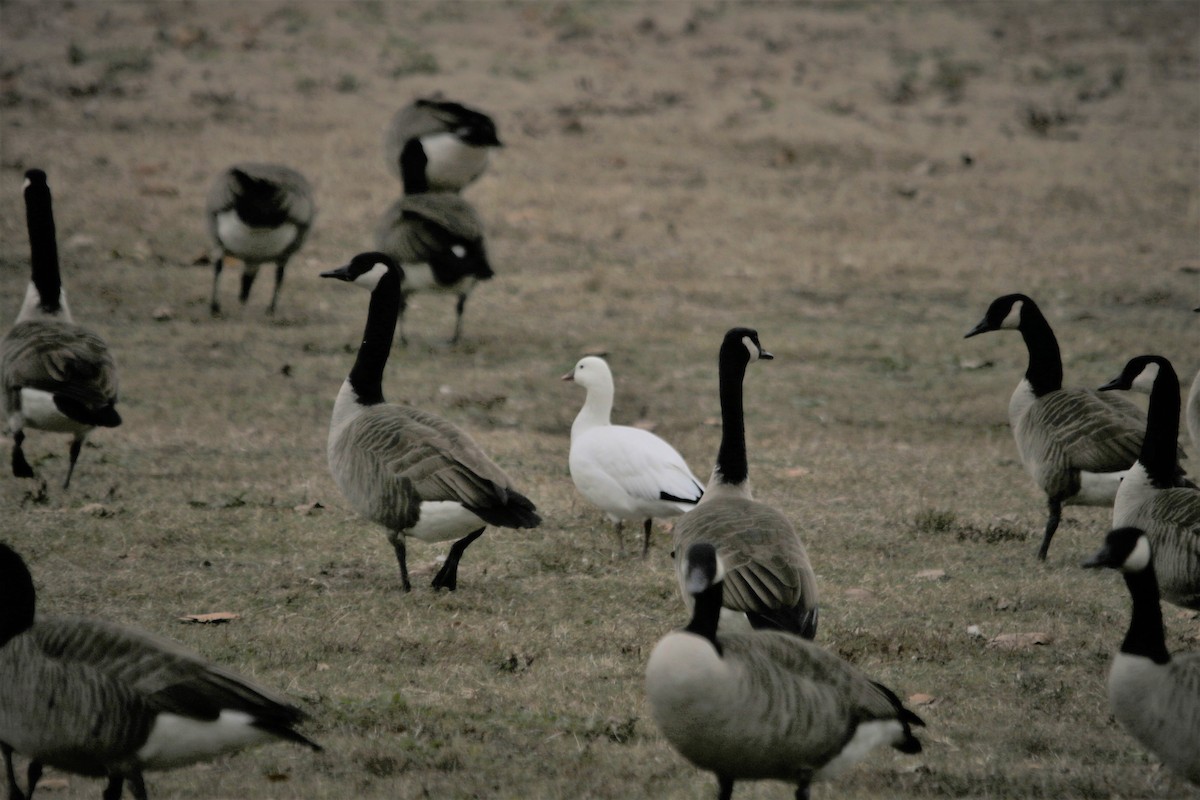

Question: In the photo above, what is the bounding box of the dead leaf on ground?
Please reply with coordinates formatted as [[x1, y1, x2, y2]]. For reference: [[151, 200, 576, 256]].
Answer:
[[986, 632, 1052, 649], [79, 503, 114, 517], [34, 777, 69, 791], [178, 612, 241, 624], [844, 587, 874, 601], [908, 692, 937, 707], [915, 569, 946, 581], [294, 501, 324, 516], [151, 305, 174, 321], [783, 466, 810, 478]]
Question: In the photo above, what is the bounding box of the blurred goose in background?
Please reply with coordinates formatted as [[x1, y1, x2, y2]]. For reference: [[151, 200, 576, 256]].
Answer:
[[671, 328, 819, 639], [384, 96, 502, 194], [0, 169, 120, 489], [1082, 527, 1200, 784], [1188, 308, 1199, 455], [374, 192, 494, 346], [206, 163, 314, 316], [563, 355, 703, 557], [322, 253, 540, 592], [1099, 355, 1200, 609], [964, 293, 1186, 561], [646, 542, 924, 800], [0, 542, 320, 800]]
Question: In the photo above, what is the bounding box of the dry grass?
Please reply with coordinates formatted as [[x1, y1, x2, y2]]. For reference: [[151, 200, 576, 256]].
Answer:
[[0, 1, 1198, 798]]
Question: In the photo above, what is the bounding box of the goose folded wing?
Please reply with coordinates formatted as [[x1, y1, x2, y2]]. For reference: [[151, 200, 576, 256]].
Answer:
[[1, 322, 117, 407], [1024, 390, 1146, 473], [584, 430, 702, 505]]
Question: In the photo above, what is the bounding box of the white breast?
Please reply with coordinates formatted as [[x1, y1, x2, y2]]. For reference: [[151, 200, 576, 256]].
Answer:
[[420, 133, 490, 189], [401, 262, 476, 295], [137, 710, 274, 770], [215, 211, 297, 262], [1113, 462, 1156, 526]]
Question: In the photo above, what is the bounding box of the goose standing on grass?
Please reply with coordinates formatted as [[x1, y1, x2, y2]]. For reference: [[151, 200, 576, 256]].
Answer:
[[384, 96, 502, 194], [0, 169, 120, 489], [322, 252, 540, 592], [0, 542, 320, 800], [964, 293, 1185, 561], [1081, 527, 1200, 784], [646, 542, 924, 800], [671, 328, 819, 639], [563, 355, 703, 557], [1099, 355, 1200, 609], [374, 193, 493, 346], [206, 163, 314, 316]]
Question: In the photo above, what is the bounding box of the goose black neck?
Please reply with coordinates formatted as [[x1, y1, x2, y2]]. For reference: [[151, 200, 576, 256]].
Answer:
[[0, 547, 36, 646], [400, 140, 431, 195], [347, 270, 402, 406], [1120, 568, 1169, 664], [1140, 359, 1181, 487], [25, 179, 62, 314], [685, 581, 724, 655], [1018, 304, 1063, 396], [714, 344, 750, 486]]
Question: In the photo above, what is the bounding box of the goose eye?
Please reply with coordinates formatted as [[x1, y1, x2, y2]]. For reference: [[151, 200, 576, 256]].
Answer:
[[451, 244, 467, 258]]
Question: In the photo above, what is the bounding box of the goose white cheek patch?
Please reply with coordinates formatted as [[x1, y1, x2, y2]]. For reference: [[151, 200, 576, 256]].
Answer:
[[355, 262, 391, 290], [999, 300, 1023, 329], [741, 336, 760, 362], [1130, 363, 1160, 393], [1123, 535, 1152, 573]]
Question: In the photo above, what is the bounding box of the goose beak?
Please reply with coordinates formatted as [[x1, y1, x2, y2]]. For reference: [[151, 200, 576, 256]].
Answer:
[[759, 350, 774, 360], [320, 264, 353, 281], [560, 370, 575, 382], [1097, 376, 1123, 392], [964, 318, 990, 338]]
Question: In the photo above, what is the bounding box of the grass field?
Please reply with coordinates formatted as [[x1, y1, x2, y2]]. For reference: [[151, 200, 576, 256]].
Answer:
[[0, 2, 1198, 798]]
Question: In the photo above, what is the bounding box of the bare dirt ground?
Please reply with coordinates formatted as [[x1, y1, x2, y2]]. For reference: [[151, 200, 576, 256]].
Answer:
[[0, 2, 1198, 799]]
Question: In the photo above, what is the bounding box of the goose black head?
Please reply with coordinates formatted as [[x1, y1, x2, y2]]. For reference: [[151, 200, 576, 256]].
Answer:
[[1098, 354, 1171, 395], [683, 542, 726, 596], [320, 252, 405, 290], [964, 293, 1035, 338], [721, 327, 773, 364], [1082, 527, 1153, 573]]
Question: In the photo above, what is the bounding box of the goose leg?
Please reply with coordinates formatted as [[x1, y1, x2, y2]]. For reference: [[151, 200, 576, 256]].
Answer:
[[795, 784, 811, 800], [3, 743, 25, 800], [1036, 498, 1062, 561], [641, 518, 653, 559], [23, 760, 41, 800], [432, 527, 485, 591], [101, 774, 122, 800], [266, 258, 289, 316], [210, 254, 224, 316], [11, 430, 34, 479], [391, 536, 412, 592], [612, 520, 626, 557], [238, 262, 261, 307], [63, 436, 83, 490], [716, 775, 734, 800], [449, 294, 468, 345], [127, 769, 147, 800]]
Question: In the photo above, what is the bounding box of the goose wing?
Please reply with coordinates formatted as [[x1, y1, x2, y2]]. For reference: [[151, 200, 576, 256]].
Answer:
[[1024, 389, 1146, 472], [0, 320, 118, 412], [206, 164, 314, 228], [573, 426, 702, 507], [348, 405, 538, 528], [674, 497, 818, 635], [375, 195, 493, 285]]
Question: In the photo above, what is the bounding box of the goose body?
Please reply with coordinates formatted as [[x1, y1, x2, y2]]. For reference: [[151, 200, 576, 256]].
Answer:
[[1100, 355, 1200, 610], [0, 543, 319, 800], [1082, 527, 1200, 784], [965, 294, 1182, 560], [384, 96, 502, 194], [206, 163, 314, 316], [1189, 360, 1199, 457], [323, 253, 539, 591], [1, 169, 120, 488], [671, 328, 819, 639], [563, 356, 703, 556], [646, 543, 923, 800], [374, 193, 494, 346]]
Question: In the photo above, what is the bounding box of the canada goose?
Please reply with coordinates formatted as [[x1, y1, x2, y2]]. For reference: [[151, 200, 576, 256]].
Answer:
[[1081, 527, 1200, 784], [563, 355, 703, 557], [206, 163, 314, 316], [322, 252, 540, 592], [384, 96, 502, 194], [964, 293, 1185, 561], [0, 169, 120, 489], [646, 542, 924, 800], [0, 542, 320, 800], [1099, 355, 1200, 610], [374, 192, 494, 346], [671, 328, 819, 639]]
